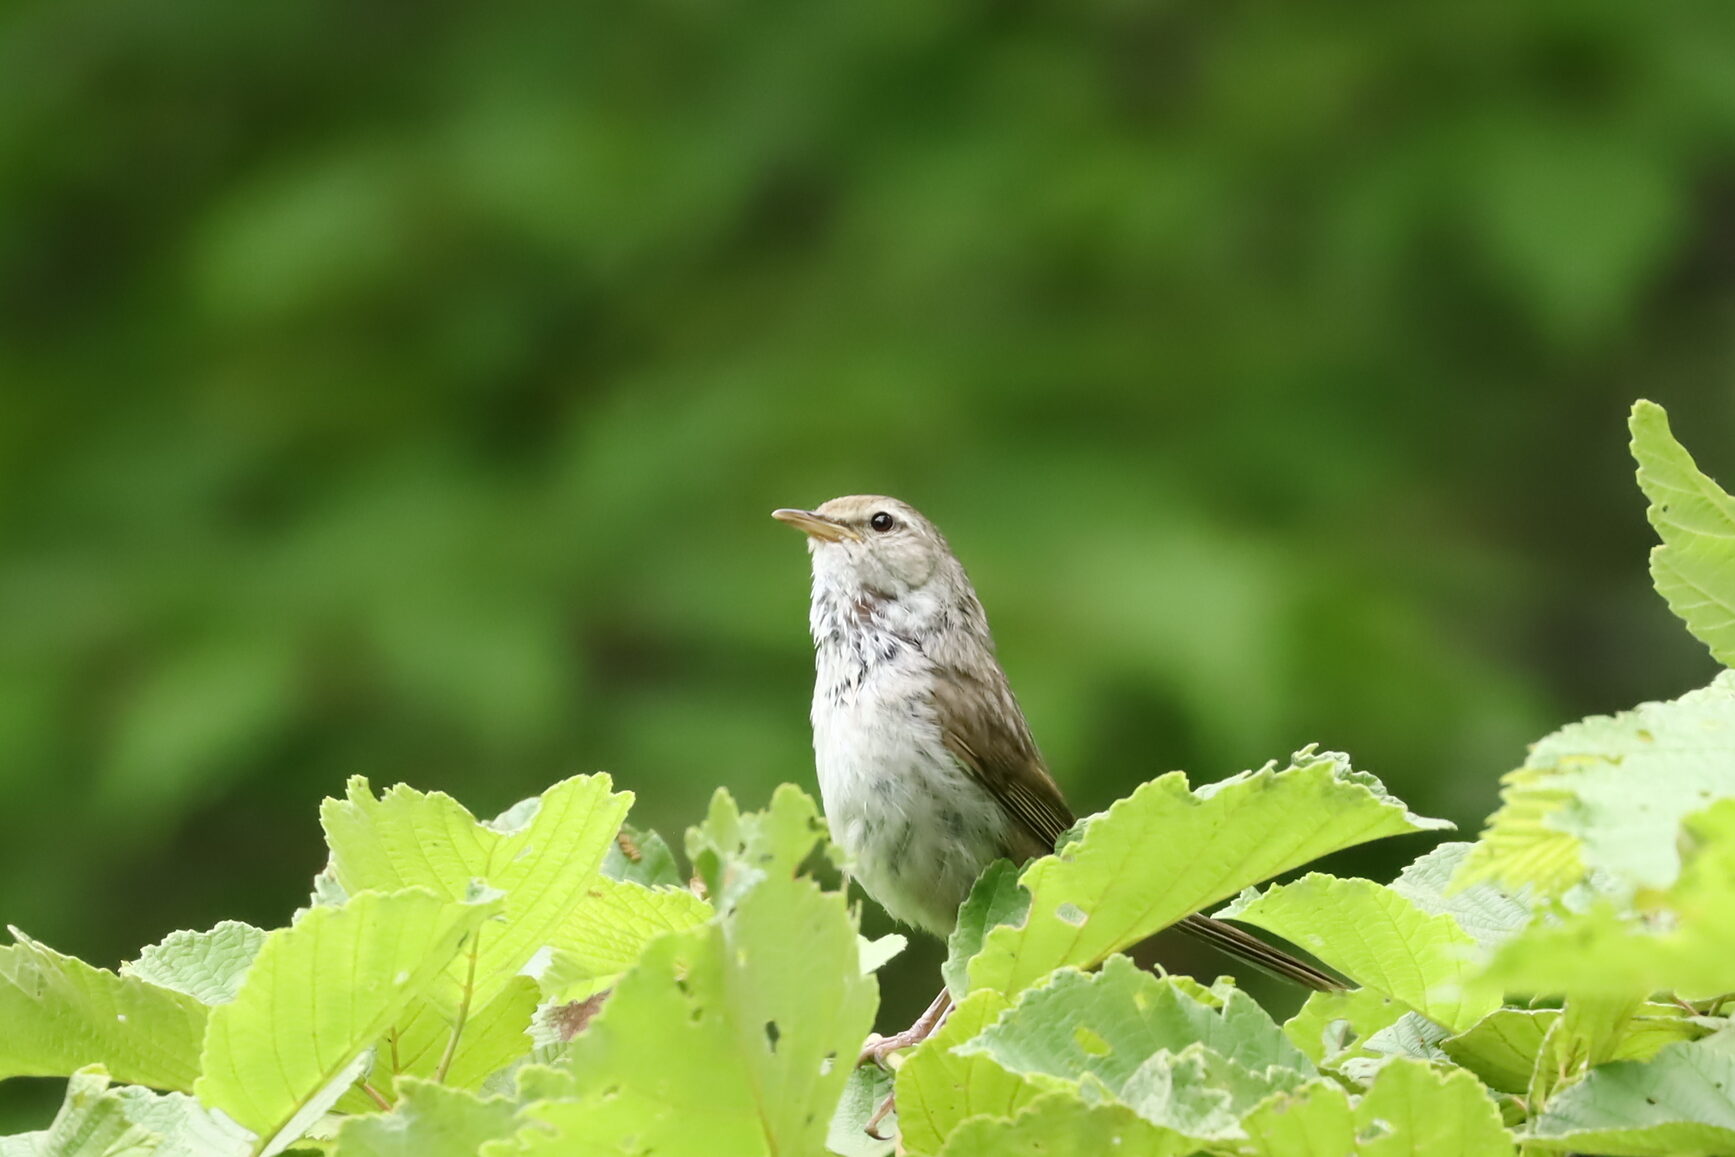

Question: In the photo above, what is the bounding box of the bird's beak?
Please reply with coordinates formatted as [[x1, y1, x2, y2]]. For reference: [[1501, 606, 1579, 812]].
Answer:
[[772, 508, 859, 542]]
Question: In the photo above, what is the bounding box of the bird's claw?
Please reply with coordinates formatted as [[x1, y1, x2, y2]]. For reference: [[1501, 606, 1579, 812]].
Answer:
[[864, 1090, 897, 1140], [856, 1030, 920, 1070]]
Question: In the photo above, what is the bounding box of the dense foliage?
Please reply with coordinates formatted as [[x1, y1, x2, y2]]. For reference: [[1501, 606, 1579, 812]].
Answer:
[[2, 399, 1733, 1154]]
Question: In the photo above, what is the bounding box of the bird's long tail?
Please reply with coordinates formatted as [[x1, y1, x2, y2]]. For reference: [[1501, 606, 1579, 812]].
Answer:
[[1176, 913, 1344, 992]]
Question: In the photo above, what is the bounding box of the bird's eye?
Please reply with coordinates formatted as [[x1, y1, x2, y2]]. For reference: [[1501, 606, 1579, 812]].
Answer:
[[869, 511, 895, 532]]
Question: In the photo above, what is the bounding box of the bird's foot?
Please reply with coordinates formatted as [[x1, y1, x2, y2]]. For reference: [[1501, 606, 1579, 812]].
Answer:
[[856, 988, 954, 1140], [855, 1026, 925, 1139], [856, 987, 953, 1070], [856, 1026, 928, 1070]]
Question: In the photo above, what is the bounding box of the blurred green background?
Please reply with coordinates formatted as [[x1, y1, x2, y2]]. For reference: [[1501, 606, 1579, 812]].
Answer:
[[4, 0, 1735, 1126]]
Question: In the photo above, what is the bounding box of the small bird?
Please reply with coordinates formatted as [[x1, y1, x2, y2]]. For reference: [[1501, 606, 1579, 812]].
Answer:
[[774, 496, 1339, 1071]]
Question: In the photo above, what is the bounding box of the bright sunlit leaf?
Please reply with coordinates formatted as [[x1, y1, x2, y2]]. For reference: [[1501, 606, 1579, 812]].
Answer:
[[1631, 399, 1735, 667], [121, 922, 265, 1007], [515, 870, 874, 1157], [955, 957, 1314, 1142], [968, 749, 1449, 996], [0, 931, 207, 1092], [331, 1079, 522, 1157], [1483, 799, 1735, 1001], [1219, 873, 1500, 1031], [935, 1094, 1193, 1157], [196, 888, 499, 1154], [1355, 1059, 1514, 1157], [893, 989, 1036, 1157], [1458, 673, 1735, 897]]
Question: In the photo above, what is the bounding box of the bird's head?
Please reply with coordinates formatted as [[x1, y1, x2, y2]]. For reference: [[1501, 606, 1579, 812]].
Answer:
[[772, 495, 957, 600]]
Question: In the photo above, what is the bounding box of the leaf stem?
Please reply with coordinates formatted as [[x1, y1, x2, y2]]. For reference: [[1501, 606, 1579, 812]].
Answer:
[[360, 1082, 391, 1112], [434, 928, 483, 1083]]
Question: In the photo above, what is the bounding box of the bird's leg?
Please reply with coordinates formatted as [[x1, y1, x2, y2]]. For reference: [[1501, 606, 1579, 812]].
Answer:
[[858, 987, 952, 1069], [859, 986, 955, 1139]]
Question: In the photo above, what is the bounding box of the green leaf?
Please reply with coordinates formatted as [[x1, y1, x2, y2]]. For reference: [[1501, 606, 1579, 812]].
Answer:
[[320, 773, 632, 1003], [1631, 399, 1735, 666], [109, 1084, 255, 1157], [1618, 1006, 1721, 1062], [895, 989, 1039, 1157], [1219, 873, 1500, 1031], [1457, 673, 1735, 897], [967, 749, 1449, 996], [1282, 988, 1407, 1067], [934, 1094, 1192, 1157], [1120, 1044, 1313, 1140], [0, 929, 207, 1090], [1484, 906, 1707, 1002], [1386, 843, 1532, 951], [1357, 1013, 1452, 1070], [0, 1131, 40, 1155], [516, 870, 875, 1157], [539, 876, 711, 1002], [1231, 846, 1528, 1037], [857, 933, 907, 976], [0, 1066, 253, 1157], [375, 975, 541, 1095], [121, 922, 265, 1005], [1239, 1081, 1357, 1157], [1355, 1059, 1514, 1156], [1445, 1002, 1713, 1097], [1440, 1008, 1556, 1093], [683, 784, 829, 909], [960, 956, 1312, 1084], [1526, 1031, 1735, 1156], [825, 1066, 895, 1157], [955, 957, 1312, 1141], [0, 1067, 157, 1157], [1558, 993, 1648, 1073], [319, 774, 645, 1088], [1512, 993, 1649, 1109], [332, 1079, 522, 1157], [943, 860, 1026, 1000], [600, 823, 684, 889], [196, 888, 500, 1154], [1483, 799, 1735, 1000]]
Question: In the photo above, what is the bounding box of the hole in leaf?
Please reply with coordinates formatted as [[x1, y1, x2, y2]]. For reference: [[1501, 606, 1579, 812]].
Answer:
[[765, 1021, 782, 1052], [1056, 903, 1088, 927], [1358, 1121, 1394, 1143], [1073, 1027, 1111, 1056]]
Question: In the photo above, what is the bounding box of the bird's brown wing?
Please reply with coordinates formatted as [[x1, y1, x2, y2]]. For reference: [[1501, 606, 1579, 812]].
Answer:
[[932, 663, 1343, 993], [930, 663, 1074, 854]]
